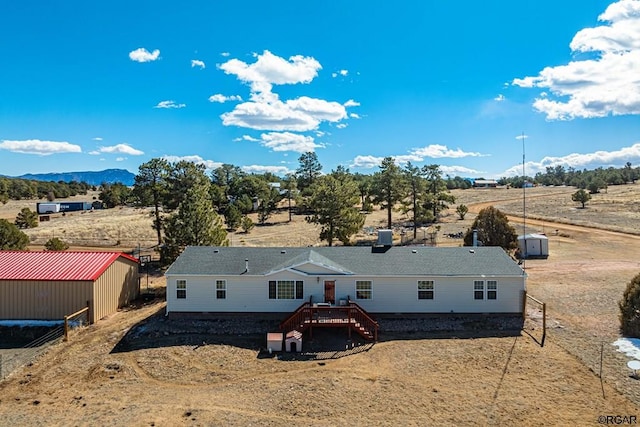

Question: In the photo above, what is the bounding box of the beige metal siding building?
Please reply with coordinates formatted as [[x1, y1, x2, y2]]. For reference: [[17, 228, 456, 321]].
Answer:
[[0, 252, 139, 323]]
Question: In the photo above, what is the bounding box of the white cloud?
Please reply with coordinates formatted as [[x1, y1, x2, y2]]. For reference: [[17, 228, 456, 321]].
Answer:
[[349, 144, 487, 169], [440, 165, 483, 176], [0, 139, 81, 155], [350, 155, 384, 169], [96, 143, 144, 156], [162, 155, 223, 172], [512, 0, 640, 120], [154, 100, 186, 109], [217, 50, 349, 132], [208, 94, 243, 103], [332, 69, 348, 78], [336, 123, 348, 129], [116, 157, 126, 162], [221, 52, 230, 57], [191, 59, 206, 69], [92, 137, 103, 141], [350, 113, 361, 119], [344, 99, 360, 107], [241, 135, 260, 142], [221, 95, 346, 131], [410, 144, 486, 159], [129, 48, 160, 63], [241, 165, 293, 175], [219, 50, 321, 90], [515, 134, 529, 140], [255, 132, 324, 153], [501, 142, 640, 176], [494, 94, 505, 102]]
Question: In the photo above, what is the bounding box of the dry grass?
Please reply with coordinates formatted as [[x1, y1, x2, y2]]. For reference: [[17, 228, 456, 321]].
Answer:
[[1, 184, 640, 425]]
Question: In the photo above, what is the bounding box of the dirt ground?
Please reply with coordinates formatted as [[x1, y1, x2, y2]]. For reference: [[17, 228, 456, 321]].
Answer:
[[1, 184, 640, 425]]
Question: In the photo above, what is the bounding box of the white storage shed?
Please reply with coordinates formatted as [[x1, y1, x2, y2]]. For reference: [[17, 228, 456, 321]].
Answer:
[[517, 234, 549, 259]]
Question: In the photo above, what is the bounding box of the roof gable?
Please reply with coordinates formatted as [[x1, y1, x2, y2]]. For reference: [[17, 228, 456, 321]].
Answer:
[[266, 250, 353, 276], [0, 251, 138, 281]]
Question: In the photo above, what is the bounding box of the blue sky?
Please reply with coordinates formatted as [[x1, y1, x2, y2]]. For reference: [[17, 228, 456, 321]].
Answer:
[[1, 0, 639, 179]]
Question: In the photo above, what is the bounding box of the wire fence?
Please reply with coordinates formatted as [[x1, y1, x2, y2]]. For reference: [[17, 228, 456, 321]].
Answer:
[[0, 325, 63, 380], [0, 308, 89, 381]]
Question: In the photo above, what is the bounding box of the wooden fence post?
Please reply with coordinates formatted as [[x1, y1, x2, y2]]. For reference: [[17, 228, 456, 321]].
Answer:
[[64, 315, 69, 342], [541, 302, 546, 346]]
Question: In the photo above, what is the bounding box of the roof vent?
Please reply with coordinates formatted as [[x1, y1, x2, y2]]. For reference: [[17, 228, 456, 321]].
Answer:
[[469, 249, 475, 254], [214, 249, 219, 253], [376, 229, 393, 247], [281, 250, 286, 254], [411, 249, 417, 254]]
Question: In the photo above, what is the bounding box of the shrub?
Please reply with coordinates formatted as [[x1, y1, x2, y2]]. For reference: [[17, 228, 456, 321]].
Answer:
[[620, 273, 640, 337], [240, 216, 254, 233], [456, 204, 468, 220], [44, 237, 69, 251]]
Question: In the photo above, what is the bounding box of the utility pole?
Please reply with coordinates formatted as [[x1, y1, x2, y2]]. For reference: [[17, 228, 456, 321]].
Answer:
[[521, 132, 527, 270]]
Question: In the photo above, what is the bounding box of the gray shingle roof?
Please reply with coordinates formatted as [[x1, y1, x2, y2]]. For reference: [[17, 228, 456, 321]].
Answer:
[[166, 246, 524, 277]]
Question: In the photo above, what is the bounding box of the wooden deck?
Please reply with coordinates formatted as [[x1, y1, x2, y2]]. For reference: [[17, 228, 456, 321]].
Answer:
[[280, 301, 379, 341]]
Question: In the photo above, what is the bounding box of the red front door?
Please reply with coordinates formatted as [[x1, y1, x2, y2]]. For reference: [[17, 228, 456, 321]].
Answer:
[[324, 281, 335, 304]]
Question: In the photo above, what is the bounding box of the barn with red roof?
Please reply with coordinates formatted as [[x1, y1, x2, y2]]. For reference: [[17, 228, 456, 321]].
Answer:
[[0, 251, 139, 323]]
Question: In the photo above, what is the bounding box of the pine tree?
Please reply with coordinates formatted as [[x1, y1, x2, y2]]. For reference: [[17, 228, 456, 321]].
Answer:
[[15, 207, 38, 229], [371, 157, 406, 229], [306, 172, 364, 246], [423, 164, 455, 222], [133, 158, 171, 245], [0, 219, 29, 250], [161, 166, 228, 264]]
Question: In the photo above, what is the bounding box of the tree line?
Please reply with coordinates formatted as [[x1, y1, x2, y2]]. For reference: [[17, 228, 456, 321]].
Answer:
[[499, 163, 639, 192], [2, 155, 637, 263], [0, 177, 93, 203]]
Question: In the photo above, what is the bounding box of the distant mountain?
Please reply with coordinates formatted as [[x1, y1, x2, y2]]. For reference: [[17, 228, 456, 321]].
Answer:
[[16, 169, 135, 186]]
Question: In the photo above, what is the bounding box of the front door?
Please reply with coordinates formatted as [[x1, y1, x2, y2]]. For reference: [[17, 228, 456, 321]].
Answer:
[[324, 281, 335, 304]]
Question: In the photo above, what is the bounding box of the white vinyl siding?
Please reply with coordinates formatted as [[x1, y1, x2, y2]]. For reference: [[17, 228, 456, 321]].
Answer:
[[165, 273, 523, 314]]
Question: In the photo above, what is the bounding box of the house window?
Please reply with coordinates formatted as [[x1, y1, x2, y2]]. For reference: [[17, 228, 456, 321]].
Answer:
[[418, 280, 434, 300], [268, 280, 304, 299], [216, 280, 226, 299], [278, 281, 295, 299], [487, 280, 497, 300], [356, 280, 372, 300], [177, 280, 187, 299], [474, 280, 484, 300]]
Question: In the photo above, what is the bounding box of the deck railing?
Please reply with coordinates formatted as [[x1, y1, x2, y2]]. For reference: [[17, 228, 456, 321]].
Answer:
[[280, 301, 378, 341]]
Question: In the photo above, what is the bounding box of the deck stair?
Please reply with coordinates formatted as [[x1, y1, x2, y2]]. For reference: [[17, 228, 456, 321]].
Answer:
[[280, 299, 378, 341]]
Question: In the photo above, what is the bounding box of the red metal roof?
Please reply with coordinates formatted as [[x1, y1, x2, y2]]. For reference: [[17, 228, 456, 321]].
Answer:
[[0, 251, 139, 281]]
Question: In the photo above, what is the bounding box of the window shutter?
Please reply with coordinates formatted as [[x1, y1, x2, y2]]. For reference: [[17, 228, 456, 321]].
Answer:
[[295, 281, 303, 299], [269, 281, 276, 299]]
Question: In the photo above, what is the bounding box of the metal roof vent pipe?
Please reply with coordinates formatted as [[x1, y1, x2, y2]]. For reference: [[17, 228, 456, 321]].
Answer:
[[473, 229, 478, 247], [245, 258, 249, 273]]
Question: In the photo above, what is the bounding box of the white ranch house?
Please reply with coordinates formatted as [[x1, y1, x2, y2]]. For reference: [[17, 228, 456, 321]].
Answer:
[[165, 245, 526, 317]]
